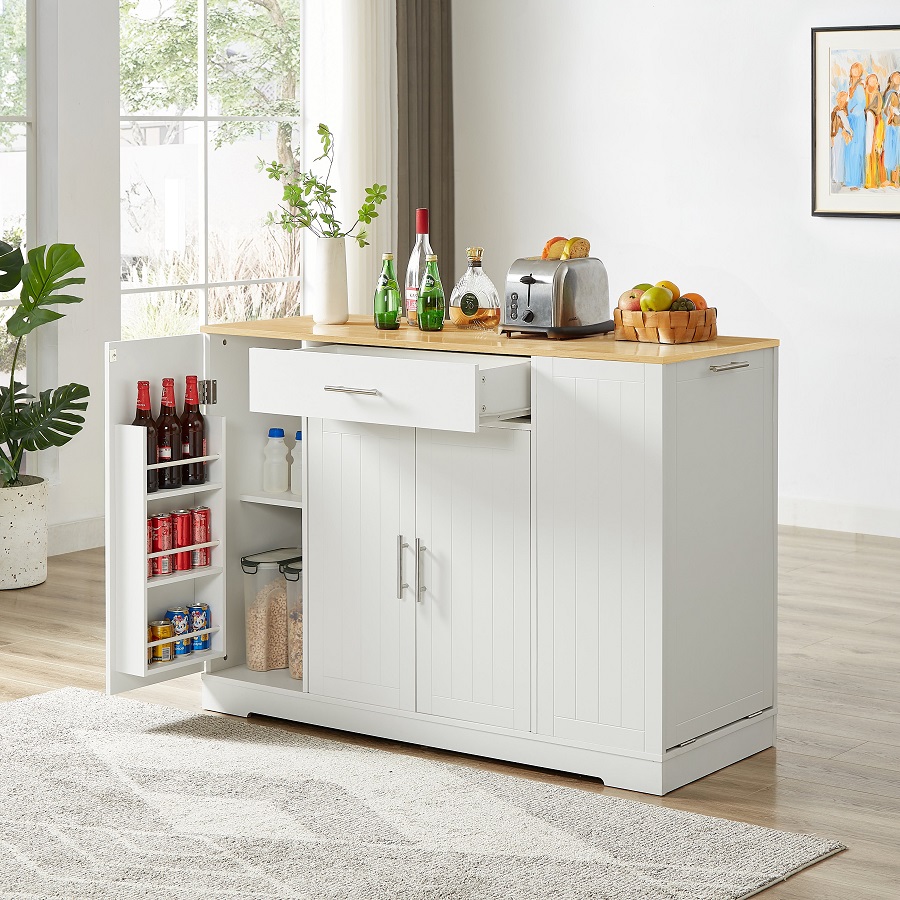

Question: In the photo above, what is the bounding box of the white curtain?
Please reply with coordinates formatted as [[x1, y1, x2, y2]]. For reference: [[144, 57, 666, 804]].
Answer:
[[303, 0, 398, 315]]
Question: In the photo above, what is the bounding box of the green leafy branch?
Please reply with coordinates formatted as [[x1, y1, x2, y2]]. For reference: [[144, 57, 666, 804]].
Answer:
[[261, 123, 387, 248], [1, 242, 89, 487]]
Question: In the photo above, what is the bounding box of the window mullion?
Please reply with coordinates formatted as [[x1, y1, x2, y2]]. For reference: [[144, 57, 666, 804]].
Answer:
[[199, 0, 209, 328]]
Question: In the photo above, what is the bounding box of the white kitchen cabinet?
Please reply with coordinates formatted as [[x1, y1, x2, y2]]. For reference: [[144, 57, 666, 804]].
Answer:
[[306, 418, 416, 709], [107, 321, 778, 795], [533, 349, 777, 784], [415, 426, 531, 730]]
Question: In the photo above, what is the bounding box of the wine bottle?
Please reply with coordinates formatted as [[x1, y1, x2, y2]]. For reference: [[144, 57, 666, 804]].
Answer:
[[404, 207, 432, 325], [157, 377, 182, 490], [131, 380, 158, 494], [181, 375, 206, 486]]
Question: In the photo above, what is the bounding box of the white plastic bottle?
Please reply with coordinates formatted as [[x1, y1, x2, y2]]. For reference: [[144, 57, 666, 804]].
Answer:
[[263, 427, 289, 493], [290, 430, 303, 497]]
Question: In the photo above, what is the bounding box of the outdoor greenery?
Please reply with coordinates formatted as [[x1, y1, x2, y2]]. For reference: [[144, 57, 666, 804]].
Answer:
[[0, 0, 26, 148], [0, 241, 89, 487], [264, 123, 388, 248]]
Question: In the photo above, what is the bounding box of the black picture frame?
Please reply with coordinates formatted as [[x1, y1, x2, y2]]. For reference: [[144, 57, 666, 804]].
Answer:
[[812, 24, 900, 218]]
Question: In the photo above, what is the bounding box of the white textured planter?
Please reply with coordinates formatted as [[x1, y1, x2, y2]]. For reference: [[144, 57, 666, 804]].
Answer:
[[310, 236, 349, 324], [0, 476, 49, 590]]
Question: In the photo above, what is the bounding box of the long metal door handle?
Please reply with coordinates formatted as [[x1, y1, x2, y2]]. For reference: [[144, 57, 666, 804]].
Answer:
[[397, 535, 409, 599], [324, 385, 380, 396], [415, 538, 427, 602], [709, 361, 750, 373]]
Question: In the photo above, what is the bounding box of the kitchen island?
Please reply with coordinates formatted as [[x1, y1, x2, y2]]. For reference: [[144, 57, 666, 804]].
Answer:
[[105, 316, 778, 794]]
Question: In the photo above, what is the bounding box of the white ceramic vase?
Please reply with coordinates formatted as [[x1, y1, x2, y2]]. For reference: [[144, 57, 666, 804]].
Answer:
[[0, 475, 49, 589], [310, 236, 349, 324]]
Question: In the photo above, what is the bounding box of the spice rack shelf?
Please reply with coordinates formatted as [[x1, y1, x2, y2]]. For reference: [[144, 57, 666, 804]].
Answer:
[[113, 413, 227, 679], [146, 565, 223, 589], [146, 482, 223, 501], [147, 625, 220, 648], [240, 491, 304, 509], [147, 648, 226, 674]]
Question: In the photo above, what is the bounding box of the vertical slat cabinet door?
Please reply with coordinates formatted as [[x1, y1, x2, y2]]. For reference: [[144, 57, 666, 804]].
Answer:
[[307, 418, 416, 710], [415, 427, 531, 731], [106, 335, 224, 695], [534, 357, 647, 753], [667, 351, 776, 746]]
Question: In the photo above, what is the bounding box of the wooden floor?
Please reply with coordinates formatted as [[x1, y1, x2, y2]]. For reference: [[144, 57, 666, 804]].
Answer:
[[1, 527, 898, 898]]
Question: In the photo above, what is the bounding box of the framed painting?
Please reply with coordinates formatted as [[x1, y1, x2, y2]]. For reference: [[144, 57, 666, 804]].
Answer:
[[812, 25, 900, 217]]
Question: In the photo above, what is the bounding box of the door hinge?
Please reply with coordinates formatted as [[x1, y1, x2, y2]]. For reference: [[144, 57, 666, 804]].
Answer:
[[199, 379, 217, 404]]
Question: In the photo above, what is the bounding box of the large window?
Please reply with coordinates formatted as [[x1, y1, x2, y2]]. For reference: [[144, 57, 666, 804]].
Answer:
[[120, 0, 303, 340], [0, 0, 30, 382]]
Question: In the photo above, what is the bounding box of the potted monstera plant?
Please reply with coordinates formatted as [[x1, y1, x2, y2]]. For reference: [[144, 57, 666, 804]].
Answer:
[[0, 241, 89, 589]]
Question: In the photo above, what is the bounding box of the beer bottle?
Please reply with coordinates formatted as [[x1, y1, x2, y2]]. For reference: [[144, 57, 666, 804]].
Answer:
[[417, 254, 445, 332], [131, 380, 158, 494], [181, 375, 206, 486], [157, 377, 182, 489]]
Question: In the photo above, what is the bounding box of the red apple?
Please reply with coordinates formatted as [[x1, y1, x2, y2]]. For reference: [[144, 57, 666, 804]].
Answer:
[[618, 288, 644, 311]]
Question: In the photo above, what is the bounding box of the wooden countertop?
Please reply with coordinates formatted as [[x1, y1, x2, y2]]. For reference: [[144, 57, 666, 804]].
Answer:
[[202, 315, 778, 364]]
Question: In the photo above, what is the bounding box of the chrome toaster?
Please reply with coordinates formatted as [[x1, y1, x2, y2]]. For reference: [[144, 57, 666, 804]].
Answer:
[[500, 256, 614, 339]]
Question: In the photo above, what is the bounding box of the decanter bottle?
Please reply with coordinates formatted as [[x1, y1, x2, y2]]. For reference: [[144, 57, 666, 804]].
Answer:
[[448, 247, 501, 330]]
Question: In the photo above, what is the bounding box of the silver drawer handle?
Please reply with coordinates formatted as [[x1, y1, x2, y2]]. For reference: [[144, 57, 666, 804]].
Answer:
[[324, 385, 380, 395], [415, 538, 427, 602], [709, 361, 750, 373], [397, 535, 409, 599]]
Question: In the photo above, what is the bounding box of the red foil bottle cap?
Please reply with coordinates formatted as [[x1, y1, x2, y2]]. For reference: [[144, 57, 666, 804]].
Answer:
[[161, 378, 175, 407], [185, 375, 199, 404], [136, 380, 151, 410], [415, 208, 429, 235]]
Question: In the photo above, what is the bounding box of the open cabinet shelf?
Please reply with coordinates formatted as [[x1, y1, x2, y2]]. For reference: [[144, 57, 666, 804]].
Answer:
[[240, 491, 304, 509], [147, 648, 226, 674], [147, 565, 224, 589]]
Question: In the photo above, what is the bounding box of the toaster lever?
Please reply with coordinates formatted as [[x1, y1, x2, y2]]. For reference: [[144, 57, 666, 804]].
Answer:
[[519, 274, 537, 285]]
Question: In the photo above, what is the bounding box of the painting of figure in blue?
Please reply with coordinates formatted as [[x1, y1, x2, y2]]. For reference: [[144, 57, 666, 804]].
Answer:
[[830, 49, 900, 192]]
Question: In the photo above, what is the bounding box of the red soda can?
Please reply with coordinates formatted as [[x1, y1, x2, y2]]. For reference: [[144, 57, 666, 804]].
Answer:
[[171, 509, 193, 571], [147, 517, 152, 579], [191, 506, 211, 567], [150, 514, 174, 577]]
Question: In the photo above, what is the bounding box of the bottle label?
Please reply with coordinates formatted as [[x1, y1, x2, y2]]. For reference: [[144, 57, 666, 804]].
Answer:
[[460, 292, 480, 317], [405, 287, 418, 314], [182, 441, 190, 457], [158, 446, 172, 462], [422, 274, 435, 291]]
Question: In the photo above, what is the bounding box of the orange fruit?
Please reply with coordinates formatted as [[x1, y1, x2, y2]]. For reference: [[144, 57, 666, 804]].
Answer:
[[681, 292, 707, 310], [655, 280, 680, 301]]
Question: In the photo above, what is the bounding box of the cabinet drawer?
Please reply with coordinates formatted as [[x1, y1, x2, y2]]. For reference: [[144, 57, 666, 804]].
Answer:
[[249, 345, 531, 432]]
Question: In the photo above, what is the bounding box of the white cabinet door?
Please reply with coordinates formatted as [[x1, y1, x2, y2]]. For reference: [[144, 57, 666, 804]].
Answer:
[[667, 353, 776, 746], [534, 358, 647, 752], [307, 418, 416, 709], [415, 427, 531, 731]]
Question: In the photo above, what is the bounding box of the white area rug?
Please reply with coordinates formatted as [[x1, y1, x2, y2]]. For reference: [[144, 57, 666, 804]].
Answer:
[[0, 688, 842, 899]]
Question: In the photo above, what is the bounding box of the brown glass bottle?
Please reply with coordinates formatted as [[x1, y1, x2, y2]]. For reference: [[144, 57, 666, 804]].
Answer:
[[156, 377, 182, 489], [181, 375, 206, 485], [131, 380, 158, 493]]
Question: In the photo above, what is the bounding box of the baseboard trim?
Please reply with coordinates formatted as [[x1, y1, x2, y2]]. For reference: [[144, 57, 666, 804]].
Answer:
[[779, 496, 900, 541], [49, 516, 105, 556]]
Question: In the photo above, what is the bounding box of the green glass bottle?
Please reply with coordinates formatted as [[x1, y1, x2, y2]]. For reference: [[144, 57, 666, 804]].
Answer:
[[373, 252, 402, 330], [417, 254, 444, 332]]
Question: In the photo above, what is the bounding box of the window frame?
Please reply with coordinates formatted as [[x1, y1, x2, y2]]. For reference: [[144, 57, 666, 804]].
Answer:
[[118, 0, 304, 333]]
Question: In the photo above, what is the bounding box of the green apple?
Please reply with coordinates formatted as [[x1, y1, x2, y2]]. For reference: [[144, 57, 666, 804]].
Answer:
[[633, 282, 653, 292], [641, 285, 674, 311]]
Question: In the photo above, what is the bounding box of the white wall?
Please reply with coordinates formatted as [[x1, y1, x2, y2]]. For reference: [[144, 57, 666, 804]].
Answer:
[[35, 1, 120, 553], [453, 0, 900, 538]]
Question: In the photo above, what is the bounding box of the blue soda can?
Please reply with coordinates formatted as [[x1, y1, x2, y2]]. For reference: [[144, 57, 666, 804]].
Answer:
[[166, 606, 193, 656], [189, 603, 211, 651]]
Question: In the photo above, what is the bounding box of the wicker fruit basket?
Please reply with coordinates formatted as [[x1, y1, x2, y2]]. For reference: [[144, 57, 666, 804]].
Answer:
[[613, 307, 717, 344]]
